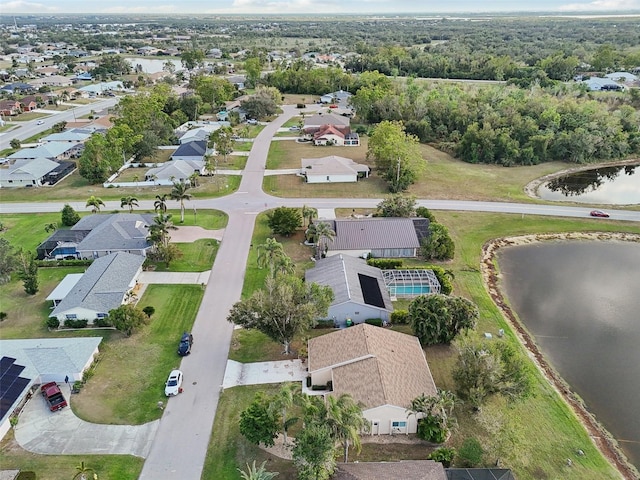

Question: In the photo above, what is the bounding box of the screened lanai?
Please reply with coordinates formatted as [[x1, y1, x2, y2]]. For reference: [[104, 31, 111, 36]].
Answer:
[[382, 269, 441, 299]]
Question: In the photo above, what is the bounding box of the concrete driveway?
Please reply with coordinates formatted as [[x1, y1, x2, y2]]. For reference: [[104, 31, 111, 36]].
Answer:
[[137, 271, 211, 285], [170, 226, 224, 243], [223, 359, 307, 388], [14, 384, 158, 458]]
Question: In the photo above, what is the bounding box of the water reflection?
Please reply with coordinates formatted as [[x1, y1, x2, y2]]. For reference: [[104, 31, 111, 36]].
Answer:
[[538, 164, 640, 205], [498, 241, 640, 469]]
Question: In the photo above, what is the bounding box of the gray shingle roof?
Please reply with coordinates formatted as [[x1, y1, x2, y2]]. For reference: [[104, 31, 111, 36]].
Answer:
[[0, 158, 59, 181], [301, 155, 369, 176], [326, 218, 420, 251], [171, 140, 207, 159], [305, 255, 392, 311], [335, 460, 446, 480], [50, 252, 144, 318], [74, 213, 153, 253], [304, 112, 350, 127], [8, 142, 74, 160]]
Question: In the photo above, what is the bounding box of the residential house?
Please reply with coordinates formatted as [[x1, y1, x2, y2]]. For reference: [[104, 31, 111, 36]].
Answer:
[[0, 82, 35, 95], [334, 461, 446, 480], [605, 71, 638, 84], [303, 112, 351, 133], [320, 89, 352, 106], [75, 72, 92, 81], [0, 100, 21, 116], [19, 98, 37, 112], [178, 128, 211, 144], [301, 155, 369, 183], [8, 142, 78, 161], [0, 337, 102, 439], [582, 77, 624, 91], [72, 213, 154, 259], [171, 140, 207, 162], [317, 217, 428, 258], [36, 229, 90, 260], [40, 128, 92, 144], [307, 323, 438, 435], [305, 255, 393, 324], [49, 252, 145, 323], [145, 159, 206, 185], [312, 125, 359, 146], [0, 158, 61, 188], [29, 75, 73, 88], [78, 81, 124, 95]]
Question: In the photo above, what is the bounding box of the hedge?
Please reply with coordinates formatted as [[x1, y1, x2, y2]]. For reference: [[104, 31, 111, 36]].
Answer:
[[391, 310, 409, 324], [365, 318, 383, 327], [314, 319, 336, 329], [367, 258, 404, 269], [36, 259, 93, 268]]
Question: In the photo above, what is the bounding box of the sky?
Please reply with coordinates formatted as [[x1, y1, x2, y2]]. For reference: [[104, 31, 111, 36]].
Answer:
[[1, 0, 639, 15]]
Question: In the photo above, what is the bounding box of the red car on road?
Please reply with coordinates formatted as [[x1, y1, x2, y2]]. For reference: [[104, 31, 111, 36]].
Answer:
[[590, 210, 610, 218]]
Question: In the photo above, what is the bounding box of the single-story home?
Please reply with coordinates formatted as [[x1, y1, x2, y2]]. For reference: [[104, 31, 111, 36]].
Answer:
[[305, 255, 393, 325], [605, 71, 638, 83], [72, 213, 154, 259], [303, 112, 351, 132], [171, 140, 207, 162], [36, 229, 91, 260], [145, 159, 206, 184], [582, 77, 624, 91], [0, 100, 21, 116], [320, 89, 352, 106], [0, 337, 102, 440], [78, 81, 124, 95], [301, 155, 369, 183], [178, 128, 211, 144], [49, 251, 145, 323], [312, 125, 359, 147], [40, 128, 93, 144], [7, 142, 78, 162], [334, 461, 446, 480], [0, 82, 35, 95], [0, 158, 61, 188], [317, 217, 429, 259], [29, 75, 73, 88], [308, 323, 438, 435]]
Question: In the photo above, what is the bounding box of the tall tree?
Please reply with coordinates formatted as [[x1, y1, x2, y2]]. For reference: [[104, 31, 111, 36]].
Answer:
[[108, 304, 149, 337], [120, 196, 138, 213], [306, 222, 336, 259], [61, 204, 81, 226], [367, 120, 424, 192], [227, 275, 333, 355], [293, 422, 336, 480], [409, 294, 478, 346], [376, 194, 416, 217], [244, 57, 263, 87], [301, 205, 317, 228], [154, 194, 168, 214], [0, 238, 17, 285], [256, 238, 287, 278], [85, 196, 105, 213], [239, 391, 280, 447], [209, 126, 234, 163], [170, 182, 192, 223], [270, 383, 301, 447], [17, 250, 39, 295], [323, 394, 369, 463], [266, 207, 302, 237], [421, 223, 455, 260], [147, 213, 177, 249]]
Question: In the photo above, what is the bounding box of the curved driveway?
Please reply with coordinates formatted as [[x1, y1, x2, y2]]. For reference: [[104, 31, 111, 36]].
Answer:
[[1, 104, 639, 480]]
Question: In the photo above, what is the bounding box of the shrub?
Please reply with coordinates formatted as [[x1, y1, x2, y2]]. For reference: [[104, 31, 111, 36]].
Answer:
[[417, 415, 448, 443], [425, 266, 454, 295], [0, 312, 7, 322], [365, 318, 383, 327], [64, 319, 88, 328], [366, 258, 403, 269], [391, 309, 409, 324], [47, 317, 60, 329], [142, 306, 156, 318], [94, 317, 112, 327], [36, 259, 92, 268], [456, 438, 484, 467], [429, 447, 456, 467], [61, 204, 81, 226], [314, 319, 336, 329], [16, 472, 36, 480]]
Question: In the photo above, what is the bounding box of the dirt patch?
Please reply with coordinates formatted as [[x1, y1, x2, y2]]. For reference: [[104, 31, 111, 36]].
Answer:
[[481, 231, 640, 480], [524, 158, 640, 203]]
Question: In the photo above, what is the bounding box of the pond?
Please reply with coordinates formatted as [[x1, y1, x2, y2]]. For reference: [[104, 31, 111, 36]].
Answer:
[[498, 241, 640, 470], [537, 164, 640, 205], [125, 57, 184, 74]]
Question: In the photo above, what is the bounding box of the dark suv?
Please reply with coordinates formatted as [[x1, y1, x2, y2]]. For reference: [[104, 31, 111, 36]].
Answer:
[[178, 332, 193, 356]]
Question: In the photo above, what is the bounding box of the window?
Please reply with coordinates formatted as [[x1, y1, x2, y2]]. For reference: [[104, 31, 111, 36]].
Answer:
[[96, 313, 108, 319], [66, 314, 77, 320], [391, 421, 407, 428]]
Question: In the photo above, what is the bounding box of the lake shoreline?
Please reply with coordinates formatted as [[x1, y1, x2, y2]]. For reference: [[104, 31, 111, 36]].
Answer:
[[524, 158, 640, 205], [481, 231, 640, 480]]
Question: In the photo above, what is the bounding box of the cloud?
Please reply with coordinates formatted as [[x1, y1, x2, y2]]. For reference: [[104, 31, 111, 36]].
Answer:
[[99, 4, 180, 14], [558, 0, 640, 10], [1, 0, 60, 13], [217, 0, 342, 13]]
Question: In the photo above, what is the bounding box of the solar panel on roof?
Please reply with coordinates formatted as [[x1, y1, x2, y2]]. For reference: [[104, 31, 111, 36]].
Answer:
[[0, 357, 31, 420], [358, 274, 386, 308]]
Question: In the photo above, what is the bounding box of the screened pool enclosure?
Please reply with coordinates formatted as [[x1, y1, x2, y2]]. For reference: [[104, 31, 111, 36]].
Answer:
[[383, 269, 441, 299]]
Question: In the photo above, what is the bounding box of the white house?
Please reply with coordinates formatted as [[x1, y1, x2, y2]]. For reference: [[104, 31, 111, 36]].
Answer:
[[306, 255, 393, 325], [73, 213, 153, 259], [308, 323, 438, 435], [320, 89, 352, 106], [145, 159, 206, 184], [301, 155, 369, 183], [0, 158, 60, 188], [49, 252, 144, 324], [582, 77, 624, 91]]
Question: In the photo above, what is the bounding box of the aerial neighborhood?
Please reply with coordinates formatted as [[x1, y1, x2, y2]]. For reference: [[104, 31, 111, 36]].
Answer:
[[0, 11, 639, 480]]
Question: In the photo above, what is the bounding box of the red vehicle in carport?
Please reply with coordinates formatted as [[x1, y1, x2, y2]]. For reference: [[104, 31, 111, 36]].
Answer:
[[41, 382, 68, 411]]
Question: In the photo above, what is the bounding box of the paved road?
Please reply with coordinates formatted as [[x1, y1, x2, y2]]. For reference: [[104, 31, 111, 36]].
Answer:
[[0, 98, 118, 151]]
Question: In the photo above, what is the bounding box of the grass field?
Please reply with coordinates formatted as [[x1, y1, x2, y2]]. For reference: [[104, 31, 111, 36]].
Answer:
[[153, 239, 219, 272], [71, 284, 204, 425], [223, 212, 639, 479]]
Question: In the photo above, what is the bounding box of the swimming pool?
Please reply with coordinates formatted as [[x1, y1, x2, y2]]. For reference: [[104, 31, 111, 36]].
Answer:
[[388, 284, 432, 296]]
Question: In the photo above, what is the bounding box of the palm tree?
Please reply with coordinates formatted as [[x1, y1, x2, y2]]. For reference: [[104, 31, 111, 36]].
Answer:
[[238, 460, 278, 480], [120, 196, 138, 213], [170, 182, 192, 223], [189, 172, 199, 188], [270, 383, 301, 446], [323, 393, 369, 463], [72, 461, 97, 480], [85, 195, 105, 213], [154, 194, 168, 213], [301, 205, 317, 228], [147, 213, 177, 248], [408, 391, 457, 440], [310, 221, 336, 259], [274, 255, 295, 277], [256, 238, 287, 278]]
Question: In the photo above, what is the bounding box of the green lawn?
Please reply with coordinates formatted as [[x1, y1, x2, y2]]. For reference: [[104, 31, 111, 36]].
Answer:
[[0, 433, 143, 480], [233, 141, 254, 152], [0, 212, 69, 251], [152, 239, 219, 272], [71, 285, 204, 425]]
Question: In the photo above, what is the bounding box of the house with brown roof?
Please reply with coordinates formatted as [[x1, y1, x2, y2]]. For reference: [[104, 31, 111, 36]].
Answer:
[[312, 124, 360, 146], [308, 323, 437, 435], [334, 460, 446, 480], [303, 112, 351, 133], [0, 100, 21, 116]]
